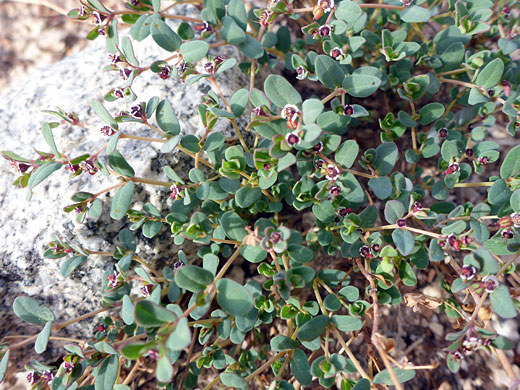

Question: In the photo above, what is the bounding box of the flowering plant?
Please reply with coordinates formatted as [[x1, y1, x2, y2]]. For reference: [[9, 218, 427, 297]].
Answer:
[[1, 0, 520, 389]]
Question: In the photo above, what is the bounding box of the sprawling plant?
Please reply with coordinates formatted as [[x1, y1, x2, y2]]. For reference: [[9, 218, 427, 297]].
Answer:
[[1, 0, 520, 388]]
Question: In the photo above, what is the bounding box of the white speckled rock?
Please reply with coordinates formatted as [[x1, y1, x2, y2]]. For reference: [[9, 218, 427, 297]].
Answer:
[[0, 4, 246, 367]]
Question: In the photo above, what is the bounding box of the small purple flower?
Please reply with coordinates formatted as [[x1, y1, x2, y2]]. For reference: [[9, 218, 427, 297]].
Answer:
[[450, 350, 463, 361], [140, 284, 153, 297], [176, 61, 187, 74], [501, 229, 514, 240], [371, 243, 380, 252], [81, 160, 98, 175], [329, 185, 341, 197], [359, 245, 370, 257], [285, 131, 301, 147], [330, 47, 343, 60], [296, 66, 308, 80], [478, 156, 489, 165], [318, 25, 331, 37], [131, 0, 140, 6], [315, 159, 325, 170], [318, 0, 335, 13], [460, 265, 477, 281], [119, 68, 132, 81], [65, 162, 80, 174], [312, 142, 323, 153], [173, 261, 184, 270], [343, 105, 354, 116], [92, 11, 106, 25], [113, 88, 125, 99], [79, 6, 88, 16], [481, 275, 499, 293], [252, 107, 267, 117], [42, 370, 54, 383], [204, 62, 214, 74], [465, 148, 474, 157], [462, 336, 482, 352], [438, 128, 448, 138], [194, 21, 211, 33], [108, 54, 121, 65], [259, 10, 274, 27], [170, 184, 182, 199], [107, 270, 120, 289], [510, 212, 520, 228], [147, 349, 160, 360], [27, 372, 41, 385], [97, 27, 106, 36], [501, 80, 511, 96], [130, 104, 144, 118], [487, 88, 495, 97], [159, 65, 172, 80], [396, 218, 406, 227], [326, 164, 340, 181], [400, 0, 413, 6], [281, 104, 300, 121], [445, 162, 460, 175], [270, 231, 283, 244], [100, 125, 116, 136], [96, 323, 106, 333], [63, 361, 74, 373]]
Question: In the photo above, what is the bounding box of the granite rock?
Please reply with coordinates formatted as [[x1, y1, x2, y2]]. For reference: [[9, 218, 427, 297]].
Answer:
[[0, 4, 246, 370]]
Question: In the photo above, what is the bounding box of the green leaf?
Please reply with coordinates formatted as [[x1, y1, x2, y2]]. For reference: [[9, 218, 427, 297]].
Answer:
[[121, 36, 139, 66], [13, 296, 55, 325], [419, 103, 445, 125], [335, 140, 359, 168], [270, 336, 299, 351], [475, 58, 504, 88], [108, 150, 135, 177], [166, 317, 191, 350], [220, 373, 248, 390], [373, 142, 398, 176], [34, 320, 53, 354], [241, 245, 267, 263], [511, 189, 520, 212], [392, 229, 415, 256], [369, 176, 392, 200], [500, 145, 520, 179], [238, 36, 264, 59], [134, 300, 177, 327], [216, 278, 254, 316], [230, 88, 248, 116], [0, 350, 9, 383], [264, 75, 302, 108], [60, 255, 87, 277], [373, 367, 416, 385], [302, 98, 324, 125], [400, 6, 431, 22], [490, 285, 517, 319], [95, 355, 119, 390], [180, 41, 209, 63], [41, 122, 60, 157], [91, 100, 118, 129], [174, 265, 214, 292], [335, 0, 362, 25], [313, 200, 336, 223], [110, 181, 135, 220], [156, 100, 180, 135], [151, 0, 160, 12], [156, 355, 173, 383], [285, 354, 309, 390], [28, 161, 62, 188], [441, 140, 460, 162], [488, 179, 511, 206], [235, 186, 262, 208], [119, 228, 136, 251], [297, 315, 330, 341], [353, 379, 370, 390], [121, 295, 134, 325], [89, 198, 103, 219], [343, 74, 381, 98], [220, 211, 247, 241], [181, 135, 200, 153], [130, 14, 153, 41], [143, 220, 162, 238], [150, 19, 181, 52], [315, 55, 345, 90], [228, 0, 248, 30], [384, 200, 405, 224], [398, 261, 417, 286], [331, 315, 363, 332], [221, 16, 246, 44]]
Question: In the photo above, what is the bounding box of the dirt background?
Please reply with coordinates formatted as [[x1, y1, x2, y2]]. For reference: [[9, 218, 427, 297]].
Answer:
[[1, 1, 519, 390]]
